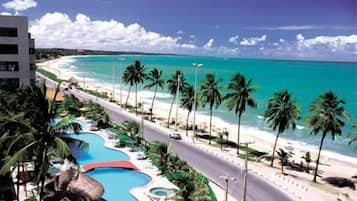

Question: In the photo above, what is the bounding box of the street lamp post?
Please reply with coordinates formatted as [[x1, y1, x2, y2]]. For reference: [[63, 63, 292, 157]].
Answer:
[[240, 141, 254, 201], [192, 63, 203, 140], [219, 176, 236, 201], [112, 64, 115, 100], [175, 74, 181, 131], [118, 57, 125, 106]]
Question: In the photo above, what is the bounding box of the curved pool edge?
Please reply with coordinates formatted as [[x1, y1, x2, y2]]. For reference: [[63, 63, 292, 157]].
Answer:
[[76, 126, 156, 200], [74, 118, 178, 201]]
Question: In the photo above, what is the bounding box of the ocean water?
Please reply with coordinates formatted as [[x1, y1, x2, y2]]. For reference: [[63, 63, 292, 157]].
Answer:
[[60, 55, 357, 158]]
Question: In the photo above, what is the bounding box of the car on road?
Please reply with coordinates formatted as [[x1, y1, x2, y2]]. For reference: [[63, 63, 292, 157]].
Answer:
[[169, 132, 182, 140]]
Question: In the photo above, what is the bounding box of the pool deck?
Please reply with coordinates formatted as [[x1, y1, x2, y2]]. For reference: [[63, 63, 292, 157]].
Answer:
[[78, 117, 179, 201]]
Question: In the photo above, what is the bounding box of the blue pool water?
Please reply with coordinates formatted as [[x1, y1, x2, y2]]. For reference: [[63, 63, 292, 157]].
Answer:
[[68, 133, 151, 201]]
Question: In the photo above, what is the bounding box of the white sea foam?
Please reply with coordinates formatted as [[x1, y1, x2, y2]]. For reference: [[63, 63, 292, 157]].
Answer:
[[296, 125, 305, 130]]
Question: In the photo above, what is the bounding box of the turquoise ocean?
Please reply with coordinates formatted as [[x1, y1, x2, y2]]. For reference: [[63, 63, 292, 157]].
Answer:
[[57, 55, 357, 158]]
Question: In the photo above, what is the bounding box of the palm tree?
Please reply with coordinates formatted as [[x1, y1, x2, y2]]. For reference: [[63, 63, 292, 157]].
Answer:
[[180, 85, 196, 136], [167, 70, 188, 128], [276, 148, 293, 175], [122, 61, 146, 113], [306, 91, 349, 182], [224, 73, 257, 155], [199, 73, 222, 144], [144, 68, 165, 121], [83, 101, 110, 129], [122, 65, 135, 107], [0, 83, 88, 201], [301, 151, 312, 173], [264, 90, 300, 167], [118, 121, 140, 145], [132, 60, 146, 114]]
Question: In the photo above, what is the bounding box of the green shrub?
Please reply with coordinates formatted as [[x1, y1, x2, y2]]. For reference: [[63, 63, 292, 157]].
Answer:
[[23, 197, 38, 201]]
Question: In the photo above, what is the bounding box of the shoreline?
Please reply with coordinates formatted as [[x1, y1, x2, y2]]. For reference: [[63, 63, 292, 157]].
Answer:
[[36, 55, 357, 167]]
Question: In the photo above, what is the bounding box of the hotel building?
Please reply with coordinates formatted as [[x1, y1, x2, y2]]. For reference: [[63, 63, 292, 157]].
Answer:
[[0, 15, 35, 89]]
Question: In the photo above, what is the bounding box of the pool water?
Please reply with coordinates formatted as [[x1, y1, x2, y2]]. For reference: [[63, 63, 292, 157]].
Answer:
[[149, 187, 175, 197], [68, 133, 151, 201]]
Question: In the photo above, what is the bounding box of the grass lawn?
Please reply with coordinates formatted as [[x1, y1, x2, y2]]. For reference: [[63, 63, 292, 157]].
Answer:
[[37, 69, 67, 83]]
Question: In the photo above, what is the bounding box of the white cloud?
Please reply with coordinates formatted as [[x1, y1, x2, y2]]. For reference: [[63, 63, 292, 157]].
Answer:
[[203, 38, 214, 48], [296, 34, 304, 41], [240, 35, 267, 46], [176, 30, 184, 35], [0, 12, 12, 15], [189, 34, 196, 39], [29, 12, 199, 54], [279, 38, 285, 43], [261, 34, 357, 61], [228, 35, 239, 45], [297, 34, 357, 51], [2, 0, 37, 14], [247, 25, 357, 31]]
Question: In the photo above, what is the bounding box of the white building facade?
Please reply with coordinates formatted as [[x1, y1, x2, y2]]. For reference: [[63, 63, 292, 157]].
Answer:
[[0, 15, 35, 89]]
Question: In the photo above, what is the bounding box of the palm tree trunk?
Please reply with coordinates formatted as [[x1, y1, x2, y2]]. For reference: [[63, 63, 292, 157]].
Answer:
[[167, 96, 176, 128], [135, 83, 138, 115], [270, 131, 281, 167], [237, 115, 241, 155], [39, 147, 48, 201], [150, 85, 157, 121], [209, 108, 213, 144], [125, 85, 132, 107], [185, 111, 190, 136], [313, 133, 326, 182], [281, 162, 284, 175]]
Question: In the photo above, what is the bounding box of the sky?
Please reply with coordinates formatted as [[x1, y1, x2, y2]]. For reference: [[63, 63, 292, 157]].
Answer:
[[1, 0, 357, 61]]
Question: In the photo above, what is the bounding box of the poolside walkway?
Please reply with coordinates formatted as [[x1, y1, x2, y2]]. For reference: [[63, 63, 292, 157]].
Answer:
[[83, 161, 138, 172]]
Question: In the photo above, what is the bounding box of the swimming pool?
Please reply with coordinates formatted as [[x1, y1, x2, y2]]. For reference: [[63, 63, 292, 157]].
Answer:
[[68, 132, 151, 201]]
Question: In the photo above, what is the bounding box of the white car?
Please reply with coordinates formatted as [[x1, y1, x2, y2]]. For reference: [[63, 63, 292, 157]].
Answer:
[[169, 132, 182, 140]]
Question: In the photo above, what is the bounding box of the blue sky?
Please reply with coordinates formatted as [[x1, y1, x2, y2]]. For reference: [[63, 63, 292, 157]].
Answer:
[[1, 0, 357, 61]]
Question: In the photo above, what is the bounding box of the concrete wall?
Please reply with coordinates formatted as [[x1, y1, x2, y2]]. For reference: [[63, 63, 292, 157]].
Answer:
[[0, 15, 34, 85]]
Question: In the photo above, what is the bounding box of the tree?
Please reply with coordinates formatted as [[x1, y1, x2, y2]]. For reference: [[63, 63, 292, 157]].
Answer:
[[132, 60, 146, 114], [276, 148, 293, 175], [301, 151, 312, 173], [122, 60, 146, 114], [224, 73, 257, 155], [144, 68, 165, 121], [167, 70, 188, 128], [118, 121, 141, 145], [122, 65, 135, 107], [306, 91, 349, 182], [83, 101, 110, 129], [264, 90, 300, 167], [180, 85, 196, 136], [0, 83, 88, 201], [199, 73, 222, 144]]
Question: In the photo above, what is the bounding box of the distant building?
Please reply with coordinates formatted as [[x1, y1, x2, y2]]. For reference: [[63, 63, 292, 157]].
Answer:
[[0, 15, 35, 89]]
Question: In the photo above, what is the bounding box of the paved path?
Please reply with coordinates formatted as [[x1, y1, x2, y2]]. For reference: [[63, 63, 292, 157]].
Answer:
[[45, 79, 294, 201]]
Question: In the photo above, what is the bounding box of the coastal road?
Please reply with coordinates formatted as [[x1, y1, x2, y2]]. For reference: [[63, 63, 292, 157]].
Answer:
[[45, 79, 293, 201]]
